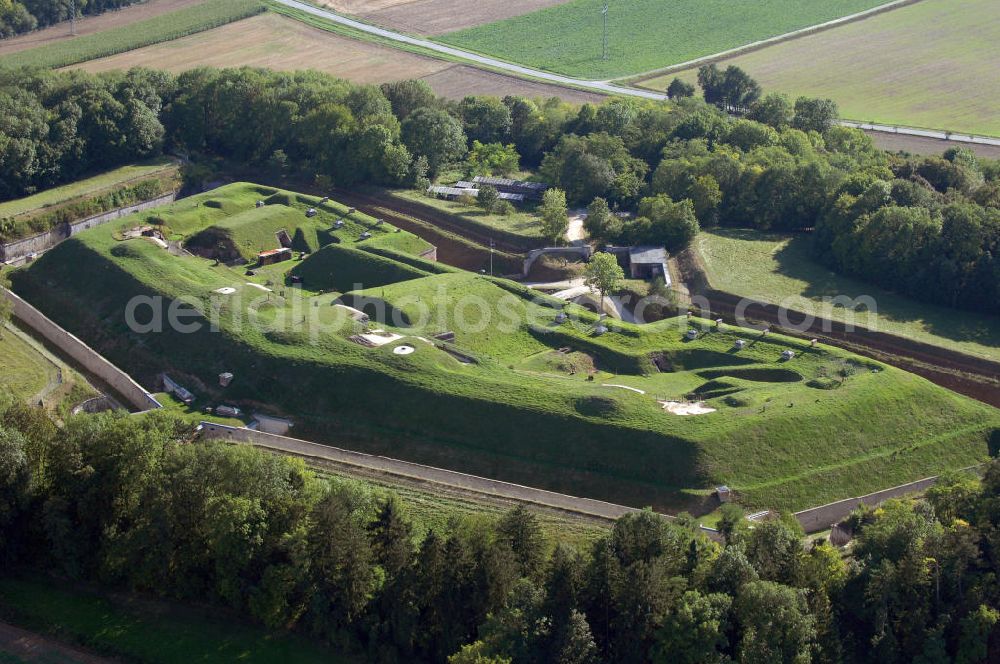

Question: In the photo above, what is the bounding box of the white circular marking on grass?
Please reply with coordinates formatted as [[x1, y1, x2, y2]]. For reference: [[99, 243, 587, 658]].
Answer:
[[393, 345, 415, 355], [214, 287, 237, 295]]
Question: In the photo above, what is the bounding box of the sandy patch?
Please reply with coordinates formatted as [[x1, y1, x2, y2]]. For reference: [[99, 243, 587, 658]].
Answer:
[[660, 400, 716, 415]]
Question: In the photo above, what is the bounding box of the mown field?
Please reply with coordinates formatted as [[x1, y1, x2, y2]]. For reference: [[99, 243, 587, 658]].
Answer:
[[0, 326, 57, 403], [694, 229, 1000, 364], [638, 0, 1000, 137], [0, 0, 264, 70], [10, 183, 1000, 513], [0, 322, 98, 412], [439, 0, 891, 79]]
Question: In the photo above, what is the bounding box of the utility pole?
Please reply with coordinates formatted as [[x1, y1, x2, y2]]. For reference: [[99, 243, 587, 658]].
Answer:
[[489, 239, 494, 277], [601, 3, 609, 61]]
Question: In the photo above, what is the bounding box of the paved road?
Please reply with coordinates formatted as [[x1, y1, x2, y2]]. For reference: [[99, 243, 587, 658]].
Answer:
[[275, 0, 998, 148]]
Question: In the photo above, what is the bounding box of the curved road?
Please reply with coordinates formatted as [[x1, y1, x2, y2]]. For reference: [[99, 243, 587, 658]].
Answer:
[[275, 0, 1000, 148]]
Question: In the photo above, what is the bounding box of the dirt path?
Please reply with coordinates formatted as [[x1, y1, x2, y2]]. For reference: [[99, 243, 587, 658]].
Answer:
[[0, 0, 203, 57], [0, 620, 112, 663], [318, 0, 570, 36]]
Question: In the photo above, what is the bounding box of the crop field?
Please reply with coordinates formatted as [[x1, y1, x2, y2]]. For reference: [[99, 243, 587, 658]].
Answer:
[[637, 0, 1000, 137], [439, 0, 891, 79], [10, 183, 1000, 514], [0, 0, 264, 70], [318, 0, 570, 36], [694, 230, 1000, 364], [74, 13, 604, 103], [0, 0, 204, 58]]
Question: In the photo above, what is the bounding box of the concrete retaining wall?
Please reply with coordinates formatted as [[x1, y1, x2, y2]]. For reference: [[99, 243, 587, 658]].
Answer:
[[1, 288, 161, 412], [794, 475, 942, 532], [1, 192, 177, 264]]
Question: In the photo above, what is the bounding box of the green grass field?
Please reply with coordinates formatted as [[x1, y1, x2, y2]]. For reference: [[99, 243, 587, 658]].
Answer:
[[637, 0, 1000, 137], [10, 183, 1000, 513], [438, 0, 890, 80], [0, 0, 264, 70], [0, 158, 178, 219], [694, 229, 1000, 364], [391, 189, 545, 243], [0, 326, 57, 402], [0, 575, 357, 664]]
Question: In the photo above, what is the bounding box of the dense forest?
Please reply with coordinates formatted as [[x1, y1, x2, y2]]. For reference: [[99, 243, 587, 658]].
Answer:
[[0, 0, 145, 38], [1, 65, 997, 314], [1, 398, 999, 663]]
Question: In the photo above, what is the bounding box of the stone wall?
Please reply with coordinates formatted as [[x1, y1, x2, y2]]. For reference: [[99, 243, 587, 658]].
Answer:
[[198, 422, 724, 540], [1, 288, 161, 412], [1, 192, 177, 265]]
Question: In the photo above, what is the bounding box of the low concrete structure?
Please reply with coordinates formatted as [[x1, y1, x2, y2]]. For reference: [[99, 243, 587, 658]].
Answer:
[[258, 247, 292, 265], [251, 413, 294, 436]]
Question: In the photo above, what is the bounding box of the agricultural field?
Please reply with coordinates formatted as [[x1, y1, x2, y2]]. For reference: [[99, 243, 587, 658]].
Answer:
[[318, 0, 570, 35], [638, 0, 1000, 137], [74, 13, 604, 103], [439, 0, 892, 80], [694, 229, 1000, 364], [0, 0, 264, 70], [0, 0, 205, 58], [10, 183, 1000, 515]]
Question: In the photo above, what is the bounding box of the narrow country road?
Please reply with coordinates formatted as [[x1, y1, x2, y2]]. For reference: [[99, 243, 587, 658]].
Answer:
[[274, 0, 1000, 148], [0, 620, 111, 663]]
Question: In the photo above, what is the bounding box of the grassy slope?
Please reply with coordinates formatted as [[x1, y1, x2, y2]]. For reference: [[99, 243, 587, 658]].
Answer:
[[10, 184, 999, 513], [291, 243, 431, 293], [0, 327, 55, 402], [0, 0, 264, 70], [0, 158, 178, 218], [391, 189, 544, 242], [438, 0, 889, 80], [638, 0, 1000, 137], [694, 229, 1000, 364]]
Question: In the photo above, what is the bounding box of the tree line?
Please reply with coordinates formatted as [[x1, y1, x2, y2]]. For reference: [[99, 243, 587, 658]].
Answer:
[[2, 66, 996, 314], [2, 399, 999, 663], [0, 0, 145, 38]]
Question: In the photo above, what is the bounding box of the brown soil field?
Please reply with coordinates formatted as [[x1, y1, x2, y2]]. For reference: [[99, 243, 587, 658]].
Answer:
[[865, 131, 1000, 160], [318, 0, 569, 35], [74, 13, 603, 103], [0, 0, 204, 57]]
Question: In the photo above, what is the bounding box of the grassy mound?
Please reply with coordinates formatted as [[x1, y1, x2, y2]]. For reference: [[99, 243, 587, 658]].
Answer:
[[11, 182, 1000, 514], [290, 244, 430, 293]]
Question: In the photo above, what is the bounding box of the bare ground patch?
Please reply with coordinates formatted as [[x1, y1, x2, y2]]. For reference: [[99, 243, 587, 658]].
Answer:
[[74, 14, 604, 103], [0, 0, 205, 57], [73, 13, 449, 81], [421, 64, 604, 102], [317, 0, 570, 35], [864, 131, 1000, 159]]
